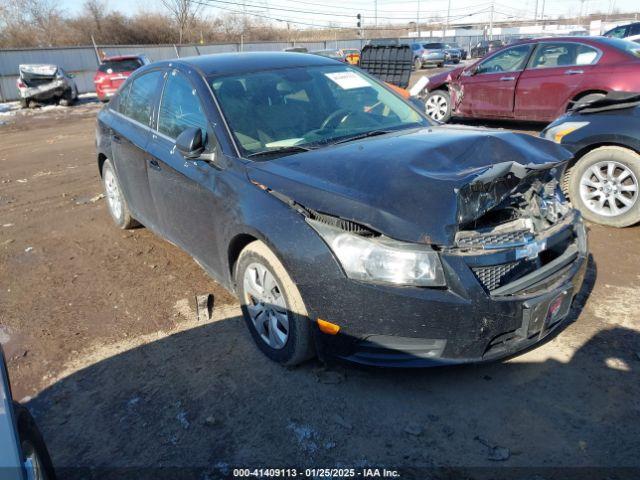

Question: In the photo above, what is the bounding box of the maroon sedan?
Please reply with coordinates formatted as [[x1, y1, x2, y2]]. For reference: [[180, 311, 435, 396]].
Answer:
[[421, 37, 640, 122]]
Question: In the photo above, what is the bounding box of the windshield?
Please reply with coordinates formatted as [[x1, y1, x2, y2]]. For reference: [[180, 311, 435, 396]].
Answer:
[[210, 65, 428, 158], [423, 43, 444, 49], [601, 37, 640, 58], [99, 58, 143, 74]]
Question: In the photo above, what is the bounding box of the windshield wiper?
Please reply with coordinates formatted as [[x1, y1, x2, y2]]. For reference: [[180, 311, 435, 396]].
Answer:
[[327, 129, 395, 146], [246, 145, 314, 159]]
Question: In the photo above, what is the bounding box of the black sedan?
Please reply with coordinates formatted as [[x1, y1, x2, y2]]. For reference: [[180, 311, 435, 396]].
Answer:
[[543, 92, 640, 227], [96, 52, 587, 367]]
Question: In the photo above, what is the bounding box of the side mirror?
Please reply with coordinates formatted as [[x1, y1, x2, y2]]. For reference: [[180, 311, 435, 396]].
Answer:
[[176, 127, 205, 159], [67, 73, 76, 78], [461, 66, 476, 77]]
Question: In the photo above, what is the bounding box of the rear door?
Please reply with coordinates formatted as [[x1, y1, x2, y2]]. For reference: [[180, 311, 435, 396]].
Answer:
[[457, 44, 533, 118], [515, 41, 601, 121], [146, 69, 227, 277], [110, 69, 164, 228]]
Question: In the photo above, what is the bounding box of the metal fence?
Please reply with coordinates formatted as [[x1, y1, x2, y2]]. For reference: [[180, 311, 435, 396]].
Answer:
[[0, 35, 510, 102]]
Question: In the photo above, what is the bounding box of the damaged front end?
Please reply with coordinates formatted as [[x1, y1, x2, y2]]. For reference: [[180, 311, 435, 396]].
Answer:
[[16, 64, 76, 105], [449, 162, 587, 297]]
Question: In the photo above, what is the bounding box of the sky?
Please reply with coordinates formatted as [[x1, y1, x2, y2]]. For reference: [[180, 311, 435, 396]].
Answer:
[[58, 0, 640, 29]]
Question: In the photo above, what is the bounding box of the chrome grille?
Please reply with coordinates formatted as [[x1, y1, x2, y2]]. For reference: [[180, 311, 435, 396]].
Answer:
[[472, 262, 521, 291]]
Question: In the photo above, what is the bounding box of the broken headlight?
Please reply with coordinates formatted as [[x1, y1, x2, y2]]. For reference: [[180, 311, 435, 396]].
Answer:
[[307, 219, 446, 287]]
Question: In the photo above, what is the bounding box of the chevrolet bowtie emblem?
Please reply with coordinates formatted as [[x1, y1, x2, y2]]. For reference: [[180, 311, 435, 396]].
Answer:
[[515, 238, 547, 260]]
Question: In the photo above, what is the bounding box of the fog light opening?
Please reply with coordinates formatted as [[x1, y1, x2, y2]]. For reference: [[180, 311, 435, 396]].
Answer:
[[317, 318, 341, 335]]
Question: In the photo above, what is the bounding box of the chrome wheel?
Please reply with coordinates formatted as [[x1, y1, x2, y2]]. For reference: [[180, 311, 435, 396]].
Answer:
[[425, 93, 449, 121], [104, 167, 123, 221], [243, 262, 289, 350], [579, 160, 638, 217]]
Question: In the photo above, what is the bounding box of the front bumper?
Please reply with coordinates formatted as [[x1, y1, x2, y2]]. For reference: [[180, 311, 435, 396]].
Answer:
[[302, 213, 588, 367]]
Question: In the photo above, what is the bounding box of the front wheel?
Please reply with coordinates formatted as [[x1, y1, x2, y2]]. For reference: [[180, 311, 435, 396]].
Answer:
[[413, 58, 422, 70], [424, 89, 452, 123], [568, 146, 640, 227], [15, 403, 57, 480], [236, 240, 315, 366]]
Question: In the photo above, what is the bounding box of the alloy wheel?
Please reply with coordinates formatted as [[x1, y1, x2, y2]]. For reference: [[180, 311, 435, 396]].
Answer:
[[243, 262, 289, 350], [425, 94, 449, 121], [104, 167, 123, 221], [579, 160, 638, 217]]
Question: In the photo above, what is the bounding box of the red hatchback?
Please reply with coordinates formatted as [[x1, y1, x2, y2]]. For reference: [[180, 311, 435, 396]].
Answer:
[[94, 55, 149, 102], [421, 37, 640, 122]]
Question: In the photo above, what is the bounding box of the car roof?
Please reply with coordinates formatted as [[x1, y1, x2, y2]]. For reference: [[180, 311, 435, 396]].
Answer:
[[161, 51, 341, 77]]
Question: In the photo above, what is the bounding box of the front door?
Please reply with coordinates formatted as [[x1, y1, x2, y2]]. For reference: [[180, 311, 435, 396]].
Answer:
[[515, 42, 601, 121], [458, 44, 533, 119], [146, 69, 227, 279]]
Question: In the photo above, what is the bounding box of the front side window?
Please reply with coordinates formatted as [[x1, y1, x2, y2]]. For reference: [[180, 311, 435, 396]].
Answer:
[[630, 24, 640, 36], [122, 71, 163, 126], [476, 44, 532, 74], [530, 43, 599, 69], [210, 65, 427, 157], [158, 70, 208, 140]]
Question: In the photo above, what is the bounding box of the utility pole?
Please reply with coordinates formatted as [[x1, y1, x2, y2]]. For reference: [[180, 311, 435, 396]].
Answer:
[[444, 0, 451, 38], [375, 0, 378, 27], [489, 1, 494, 39], [534, 0, 538, 20], [416, 0, 420, 37], [540, 0, 546, 25]]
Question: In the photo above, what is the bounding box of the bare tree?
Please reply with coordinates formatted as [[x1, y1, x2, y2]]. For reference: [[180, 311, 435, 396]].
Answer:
[[159, 0, 200, 44]]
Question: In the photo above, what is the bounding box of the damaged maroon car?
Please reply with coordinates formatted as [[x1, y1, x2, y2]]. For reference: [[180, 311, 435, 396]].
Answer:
[[96, 52, 588, 367], [420, 36, 640, 122]]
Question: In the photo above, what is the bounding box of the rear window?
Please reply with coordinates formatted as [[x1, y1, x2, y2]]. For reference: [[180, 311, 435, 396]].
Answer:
[[99, 58, 143, 74], [600, 37, 640, 58]]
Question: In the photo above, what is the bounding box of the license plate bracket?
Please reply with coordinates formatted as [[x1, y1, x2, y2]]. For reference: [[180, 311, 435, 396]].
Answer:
[[518, 287, 573, 339]]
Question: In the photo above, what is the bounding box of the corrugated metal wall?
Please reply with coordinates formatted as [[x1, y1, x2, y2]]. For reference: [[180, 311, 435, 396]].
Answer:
[[0, 35, 514, 101]]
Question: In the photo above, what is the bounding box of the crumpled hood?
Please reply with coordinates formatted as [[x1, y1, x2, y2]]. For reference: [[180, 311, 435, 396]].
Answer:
[[247, 125, 573, 245]]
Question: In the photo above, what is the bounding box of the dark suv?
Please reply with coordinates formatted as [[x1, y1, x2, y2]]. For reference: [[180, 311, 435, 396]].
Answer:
[[96, 52, 587, 367]]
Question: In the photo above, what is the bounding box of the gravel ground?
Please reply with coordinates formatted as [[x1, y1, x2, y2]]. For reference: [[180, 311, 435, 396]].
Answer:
[[0, 75, 639, 479]]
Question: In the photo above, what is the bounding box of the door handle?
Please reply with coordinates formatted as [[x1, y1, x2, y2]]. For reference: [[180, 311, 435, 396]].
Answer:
[[149, 159, 161, 170], [112, 134, 122, 144], [564, 69, 584, 75], [499, 76, 516, 81]]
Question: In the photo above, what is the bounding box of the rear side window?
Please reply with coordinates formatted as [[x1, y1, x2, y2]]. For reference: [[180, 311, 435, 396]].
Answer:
[[99, 59, 143, 74], [122, 71, 163, 126], [158, 70, 208, 139], [530, 43, 599, 68], [630, 24, 640, 36], [606, 25, 629, 38]]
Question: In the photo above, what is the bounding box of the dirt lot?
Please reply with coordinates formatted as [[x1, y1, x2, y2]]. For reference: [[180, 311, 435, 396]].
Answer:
[[1, 79, 640, 479]]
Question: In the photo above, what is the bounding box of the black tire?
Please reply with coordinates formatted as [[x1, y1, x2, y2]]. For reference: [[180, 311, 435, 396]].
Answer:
[[19, 98, 29, 109], [235, 240, 315, 366], [413, 57, 422, 71], [570, 92, 605, 110], [58, 90, 76, 107], [438, 62, 445, 68], [14, 403, 57, 480], [453, 59, 460, 64], [101, 159, 138, 229], [423, 89, 452, 123], [567, 146, 640, 227]]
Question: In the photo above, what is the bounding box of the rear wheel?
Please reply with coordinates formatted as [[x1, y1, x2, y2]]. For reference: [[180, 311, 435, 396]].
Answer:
[[424, 89, 451, 123], [570, 92, 605, 110], [568, 146, 640, 227], [101, 159, 138, 229], [236, 240, 315, 366]]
